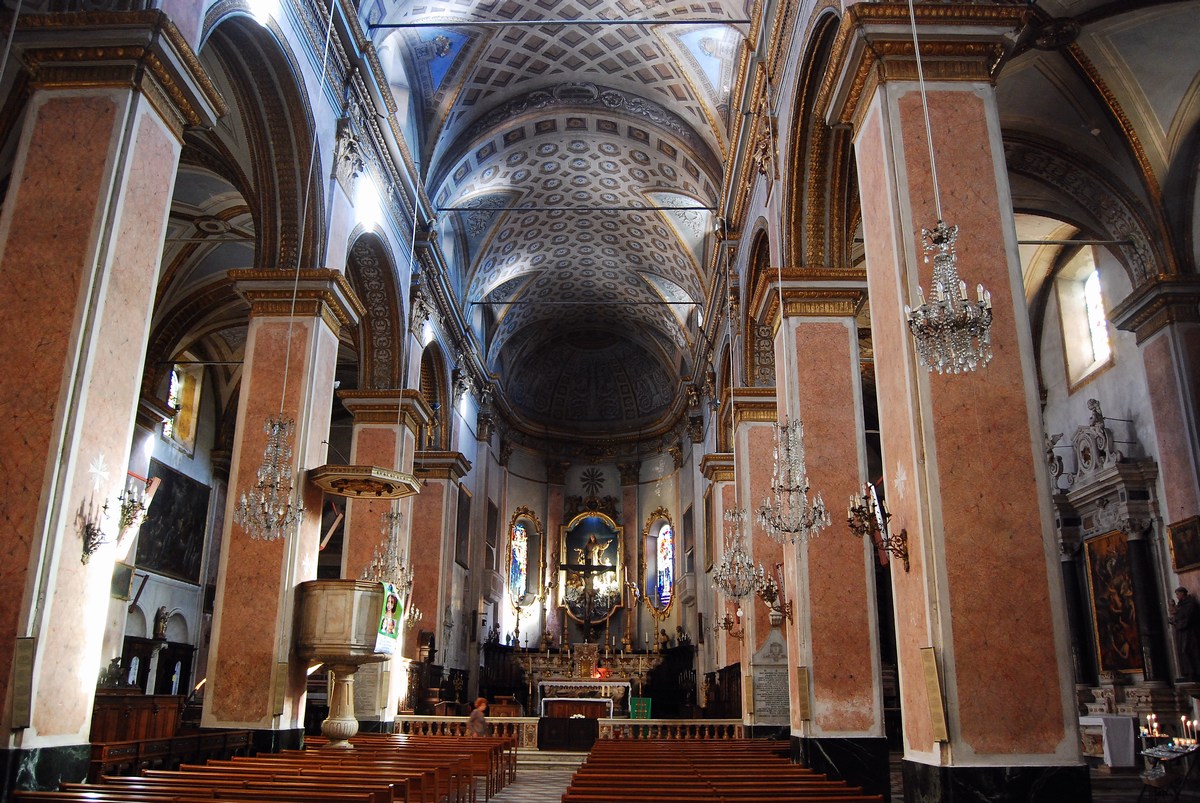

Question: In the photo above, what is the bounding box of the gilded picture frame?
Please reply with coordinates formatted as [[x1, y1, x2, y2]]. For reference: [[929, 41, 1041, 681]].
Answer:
[[1169, 516, 1200, 573]]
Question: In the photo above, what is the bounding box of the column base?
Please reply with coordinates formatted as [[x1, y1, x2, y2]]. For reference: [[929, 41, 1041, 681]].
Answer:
[[0, 743, 89, 795], [901, 759, 1091, 802], [793, 735, 891, 801], [249, 726, 305, 754]]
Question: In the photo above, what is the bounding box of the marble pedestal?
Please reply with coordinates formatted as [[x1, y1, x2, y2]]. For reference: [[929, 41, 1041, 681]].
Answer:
[[901, 760, 1091, 802], [794, 736, 891, 801]]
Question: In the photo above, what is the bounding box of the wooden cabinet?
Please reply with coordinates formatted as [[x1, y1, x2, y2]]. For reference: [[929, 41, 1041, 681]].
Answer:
[[90, 690, 183, 743]]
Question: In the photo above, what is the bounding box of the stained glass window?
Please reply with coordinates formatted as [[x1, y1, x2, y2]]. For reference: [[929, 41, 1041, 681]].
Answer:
[[655, 523, 674, 608], [509, 522, 528, 603]]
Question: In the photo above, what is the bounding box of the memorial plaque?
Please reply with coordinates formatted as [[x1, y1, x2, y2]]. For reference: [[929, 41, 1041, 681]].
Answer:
[[750, 626, 789, 724], [354, 663, 381, 715], [752, 665, 790, 724]]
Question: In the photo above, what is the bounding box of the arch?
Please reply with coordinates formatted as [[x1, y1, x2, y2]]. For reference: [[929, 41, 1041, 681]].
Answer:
[[784, 10, 852, 269], [165, 612, 190, 644], [126, 605, 148, 639], [418, 345, 450, 450], [1004, 134, 1176, 286], [347, 233, 404, 390], [745, 230, 775, 388], [199, 8, 324, 273]]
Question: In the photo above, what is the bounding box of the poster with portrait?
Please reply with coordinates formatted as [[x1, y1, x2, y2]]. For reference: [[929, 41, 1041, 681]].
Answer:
[[375, 581, 401, 654], [136, 460, 210, 583], [1085, 530, 1143, 673]]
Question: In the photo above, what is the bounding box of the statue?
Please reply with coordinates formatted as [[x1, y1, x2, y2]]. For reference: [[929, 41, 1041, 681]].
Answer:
[[153, 606, 169, 640]]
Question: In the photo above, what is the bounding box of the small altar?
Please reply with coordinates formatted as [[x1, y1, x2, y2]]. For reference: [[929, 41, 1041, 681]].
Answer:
[[538, 679, 632, 716]]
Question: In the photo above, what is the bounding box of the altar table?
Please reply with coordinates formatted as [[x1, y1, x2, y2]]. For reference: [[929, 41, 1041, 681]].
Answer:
[[540, 697, 613, 718]]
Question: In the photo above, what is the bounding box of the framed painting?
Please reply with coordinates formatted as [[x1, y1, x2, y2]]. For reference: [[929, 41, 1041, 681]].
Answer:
[[110, 562, 135, 600], [136, 459, 210, 583], [455, 484, 472, 569], [559, 510, 623, 625], [704, 486, 715, 573], [1169, 516, 1200, 573], [682, 505, 694, 575], [1084, 530, 1143, 674]]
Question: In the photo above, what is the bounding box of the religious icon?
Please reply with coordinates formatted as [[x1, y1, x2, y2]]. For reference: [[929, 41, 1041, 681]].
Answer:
[[560, 511, 623, 628]]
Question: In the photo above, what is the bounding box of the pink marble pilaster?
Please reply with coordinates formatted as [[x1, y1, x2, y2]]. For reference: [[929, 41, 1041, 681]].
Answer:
[[0, 91, 181, 739], [855, 83, 1072, 760], [408, 478, 450, 658], [791, 318, 880, 737]]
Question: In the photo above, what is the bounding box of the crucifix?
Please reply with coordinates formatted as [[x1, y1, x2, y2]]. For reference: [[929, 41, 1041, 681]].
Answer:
[[561, 533, 617, 640]]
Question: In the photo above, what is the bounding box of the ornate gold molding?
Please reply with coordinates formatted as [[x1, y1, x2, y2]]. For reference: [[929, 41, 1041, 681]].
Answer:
[[1110, 276, 1200, 344], [413, 450, 472, 481], [338, 389, 434, 431], [231, 268, 365, 334], [817, 3, 1027, 133], [18, 11, 226, 138], [748, 266, 867, 323], [700, 453, 734, 483]]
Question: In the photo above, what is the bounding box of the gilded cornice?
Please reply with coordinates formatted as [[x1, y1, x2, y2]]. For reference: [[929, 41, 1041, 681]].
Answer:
[[748, 266, 867, 322], [817, 3, 1027, 133], [17, 11, 226, 138], [413, 450, 472, 481], [1110, 276, 1200, 345], [338, 388, 434, 431], [723, 387, 777, 432], [700, 453, 735, 483], [230, 268, 366, 334]]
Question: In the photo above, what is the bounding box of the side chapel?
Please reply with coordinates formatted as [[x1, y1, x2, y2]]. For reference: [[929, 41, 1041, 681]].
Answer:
[[0, 0, 1198, 801]]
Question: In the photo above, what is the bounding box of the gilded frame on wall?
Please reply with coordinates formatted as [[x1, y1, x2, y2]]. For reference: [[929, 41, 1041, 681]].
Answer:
[[1169, 516, 1200, 573], [1084, 530, 1144, 674], [559, 510, 623, 625], [506, 506, 543, 608]]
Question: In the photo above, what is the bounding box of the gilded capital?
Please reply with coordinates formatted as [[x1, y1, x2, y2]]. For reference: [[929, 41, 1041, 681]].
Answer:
[[231, 268, 366, 335], [17, 11, 226, 138], [818, 3, 1027, 133], [1110, 276, 1200, 344]]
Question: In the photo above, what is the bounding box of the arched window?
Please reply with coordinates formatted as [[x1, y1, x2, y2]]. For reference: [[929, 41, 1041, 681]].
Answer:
[[642, 508, 675, 615], [1056, 248, 1113, 388], [507, 507, 543, 608], [509, 521, 528, 602], [655, 522, 675, 609]]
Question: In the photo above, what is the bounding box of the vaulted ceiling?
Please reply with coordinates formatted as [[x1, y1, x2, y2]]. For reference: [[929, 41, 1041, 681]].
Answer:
[[374, 0, 746, 437]]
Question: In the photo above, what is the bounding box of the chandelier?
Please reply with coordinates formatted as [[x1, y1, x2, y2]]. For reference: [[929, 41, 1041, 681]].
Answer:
[[899, 0, 993, 375], [362, 509, 415, 592], [904, 221, 993, 374], [233, 416, 304, 541], [754, 565, 792, 623], [756, 418, 830, 544], [713, 508, 757, 599]]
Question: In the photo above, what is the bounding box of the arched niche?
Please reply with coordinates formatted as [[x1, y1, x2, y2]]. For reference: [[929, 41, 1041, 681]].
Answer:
[[641, 507, 676, 618], [559, 510, 624, 627], [507, 506, 543, 608]]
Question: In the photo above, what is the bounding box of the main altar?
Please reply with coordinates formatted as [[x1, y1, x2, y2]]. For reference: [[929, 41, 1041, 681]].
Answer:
[[516, 642, 663, 718]]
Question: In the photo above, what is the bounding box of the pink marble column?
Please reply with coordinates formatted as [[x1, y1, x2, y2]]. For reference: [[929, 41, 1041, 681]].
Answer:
[[203, 271, 360, 740], [618, 461, 641, 648], [407, 452, 470, 658], [824, 5, 1081, 789], [1111, 281, 1200, 526], [0, 17, 219, 771], [773, 285, 887, 793], [544, 461, 568, 644]]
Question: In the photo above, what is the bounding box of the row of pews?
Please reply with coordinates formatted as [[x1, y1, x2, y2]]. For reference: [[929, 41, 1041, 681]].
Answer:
[[13, 733, 516, 803], [562, 740, 885, 803]]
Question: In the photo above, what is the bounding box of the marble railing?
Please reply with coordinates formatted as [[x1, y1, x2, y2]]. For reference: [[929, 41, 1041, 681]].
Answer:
[[393, 715, 744, 746]]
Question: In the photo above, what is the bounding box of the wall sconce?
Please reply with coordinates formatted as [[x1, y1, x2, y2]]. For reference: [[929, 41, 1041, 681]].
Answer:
[[713, 608, 744, 642], [755, 565, 793, 624], [847, 482, 910, 572]]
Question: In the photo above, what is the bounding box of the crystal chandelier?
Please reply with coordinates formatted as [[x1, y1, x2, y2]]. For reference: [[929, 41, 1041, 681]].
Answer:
[[905, 221, 993, 374], [899, 0, 993, 375], [362, 509, 415, 593], [233, 416, 304, 541], [756, 418, 830, 544], [713, 508, 757, 599]]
